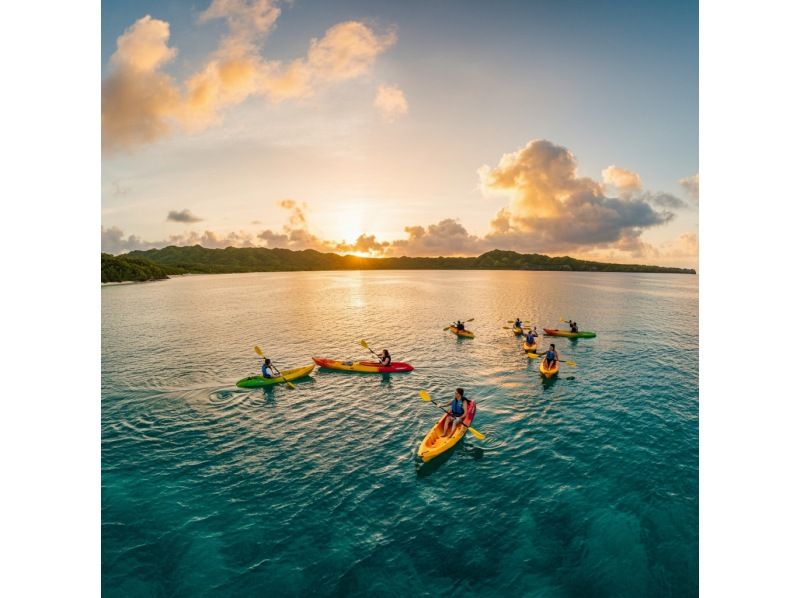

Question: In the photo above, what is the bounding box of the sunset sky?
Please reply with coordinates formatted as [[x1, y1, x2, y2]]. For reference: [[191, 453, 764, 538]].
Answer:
[[102, 0, 698, 267]]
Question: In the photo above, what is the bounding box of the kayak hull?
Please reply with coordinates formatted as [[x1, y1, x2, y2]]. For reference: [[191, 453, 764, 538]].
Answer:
[[512, 326, 524, 335], [312, 357, 414, 373], [539, 359, 559, 378], [236, 364, 315, 388], [448, 326, 475, 338], [543, 328, 596, 338], [417, 401, 477, 462], [523, 342, 537, 352]]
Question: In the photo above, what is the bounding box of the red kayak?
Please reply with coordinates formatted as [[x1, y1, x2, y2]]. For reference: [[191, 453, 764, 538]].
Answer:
[[311, 357, 414, 373]]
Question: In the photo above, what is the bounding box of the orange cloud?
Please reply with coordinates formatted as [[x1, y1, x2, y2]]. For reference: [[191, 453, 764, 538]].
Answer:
[[374, 84, 409, 121], [602, 165, 643, 198], [102, 3, 397, 152]]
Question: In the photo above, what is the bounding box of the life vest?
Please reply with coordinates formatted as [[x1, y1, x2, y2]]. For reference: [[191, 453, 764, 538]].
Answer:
[[451, 398, 465, 417]]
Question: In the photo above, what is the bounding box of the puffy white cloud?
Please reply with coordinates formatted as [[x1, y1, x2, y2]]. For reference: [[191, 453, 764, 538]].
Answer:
[[479, 139, 673, 254], [374, 84, 409, 121]]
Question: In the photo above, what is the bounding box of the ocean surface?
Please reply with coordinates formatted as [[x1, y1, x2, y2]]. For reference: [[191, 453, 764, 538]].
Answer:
[[102, 270, 698, 597]]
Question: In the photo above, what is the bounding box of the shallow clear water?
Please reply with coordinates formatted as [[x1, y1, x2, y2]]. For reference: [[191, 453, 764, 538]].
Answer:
[[102, 270, 698, 596]]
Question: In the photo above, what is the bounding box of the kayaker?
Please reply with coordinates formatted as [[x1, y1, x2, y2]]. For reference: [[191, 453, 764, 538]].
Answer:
[[261, 358, 279, 378], [442, 388, 472, 438], [514, 318, 523, 329], [543, 344, 559, 369], [378, 349, 392, 367], [525, 328, 538, 345], [568, 320, 579, 333], [455, 320, 466, 331]]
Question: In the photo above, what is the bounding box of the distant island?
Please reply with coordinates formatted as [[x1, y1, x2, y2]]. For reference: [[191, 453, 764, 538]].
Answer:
[[102, 246, 695, 283]]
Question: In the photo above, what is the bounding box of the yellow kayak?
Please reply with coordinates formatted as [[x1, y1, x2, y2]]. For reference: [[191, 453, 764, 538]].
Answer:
[[523, 341, 537, 352], [512, 326, 524, 335], [448, 326, 475, 338], [417, 401, 477, 462], [539, 358, 559, 378]]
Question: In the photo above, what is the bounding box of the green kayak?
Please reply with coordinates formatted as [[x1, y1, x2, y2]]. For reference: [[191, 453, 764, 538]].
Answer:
[[236, 364, 315, 388], [543, 328, 597, 338]]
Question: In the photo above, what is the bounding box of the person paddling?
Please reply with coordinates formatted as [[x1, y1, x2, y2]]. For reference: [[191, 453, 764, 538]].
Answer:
[[378, 349, 392, 367], [261, 357, 279, 379], [525, 328, 538, 346], [568, 320, 579, 333], [543, 344, 559, 369], [455, 320, 466, 331], [441, 388, 472, 438], [514, 318, 523, 329]]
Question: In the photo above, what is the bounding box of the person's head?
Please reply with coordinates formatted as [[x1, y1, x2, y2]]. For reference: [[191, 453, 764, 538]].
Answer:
[[455, 387, 465, 400], [550, 344, 555, 350], [264, 358, 271, 365], [382, 349, 389, 357]]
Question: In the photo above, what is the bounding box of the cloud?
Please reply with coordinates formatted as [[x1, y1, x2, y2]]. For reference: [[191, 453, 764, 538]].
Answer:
[[374, 84, 408, 121], [601, 165, 642, 198], [256, 199, 339, 251], [308, 22, 396, 82], [102, 4, 397, 151], [679, 173, 699, 203], [387, 219, 487, 257], [639, 191, 687, 209], [167, 209, 203, 223], [102, 225, 164, 254], [101, 16, 182, 152], [478, 139, 674, 254]]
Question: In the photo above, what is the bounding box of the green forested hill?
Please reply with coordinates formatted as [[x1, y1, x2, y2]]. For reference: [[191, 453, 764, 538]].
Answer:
[[110, 245, 695, 278], [101, 253, 187, 283]]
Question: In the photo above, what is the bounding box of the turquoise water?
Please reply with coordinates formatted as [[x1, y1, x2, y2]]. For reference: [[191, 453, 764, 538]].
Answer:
[[102, 270, 698, 596]]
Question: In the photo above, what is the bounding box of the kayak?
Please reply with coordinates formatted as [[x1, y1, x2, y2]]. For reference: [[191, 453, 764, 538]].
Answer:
[[312, 357, 414, 373], [523, 341, 537, 352], [448, 326, 475, 338], [543, 328, 596, 338], [236, 364, 315, 388], [417, 400, 477, 462], [539, 358, 559, 378], [512, 326, 524, 335]]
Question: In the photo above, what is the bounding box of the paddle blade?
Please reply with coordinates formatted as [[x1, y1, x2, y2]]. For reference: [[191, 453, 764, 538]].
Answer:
[[443, 326, 452, 331], [565, 360, 577, 367], [254, 345, 264, 357], [466, 318, 475, 322], [285, 380, 296, 389], [419, 390, 432, 402], [467, 426, 485, 440], [359, 339, 369, 349], [527, 352, 540, 360]]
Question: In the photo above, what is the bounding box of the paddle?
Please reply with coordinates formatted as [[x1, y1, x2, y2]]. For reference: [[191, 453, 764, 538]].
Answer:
[[443, 318, 474, 331], [524, 352, 577, 366], [506, 320, 531, 324], [359, 339, 380, 359], [419, 390, 485, 440], [254, 345, 296, 389]]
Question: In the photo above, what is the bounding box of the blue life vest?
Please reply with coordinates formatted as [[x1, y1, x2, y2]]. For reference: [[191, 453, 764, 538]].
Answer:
[[451, 398, 465, 417], [526, 333, 535, 344], [261, 362, 272, 378], [546, 351, 556, 361]]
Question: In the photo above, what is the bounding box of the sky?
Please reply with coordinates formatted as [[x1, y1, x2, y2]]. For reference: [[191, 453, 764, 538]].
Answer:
[[101, 0, 698, 268]]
